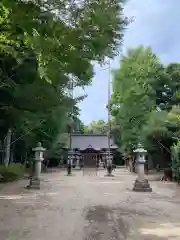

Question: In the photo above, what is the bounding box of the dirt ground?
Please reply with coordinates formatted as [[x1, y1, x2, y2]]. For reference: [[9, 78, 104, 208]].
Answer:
[[0, 168, 180, 240]]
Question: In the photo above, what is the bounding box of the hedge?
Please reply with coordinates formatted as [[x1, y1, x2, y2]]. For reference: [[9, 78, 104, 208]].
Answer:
[[171, 141, 180, 182], [0, 163, 25, 183]]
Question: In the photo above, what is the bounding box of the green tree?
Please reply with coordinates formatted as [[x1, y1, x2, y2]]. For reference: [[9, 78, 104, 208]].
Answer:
[[87, 120, 108, 134], [110, 46, 180, 171], [1, 0, 128, 85], [0, 0, 128, 165], [165, 63, 180, 109], [111, 46, 163, 152]]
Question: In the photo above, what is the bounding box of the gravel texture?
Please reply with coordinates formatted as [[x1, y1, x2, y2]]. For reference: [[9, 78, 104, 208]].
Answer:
[[0, 168, 180, 240]]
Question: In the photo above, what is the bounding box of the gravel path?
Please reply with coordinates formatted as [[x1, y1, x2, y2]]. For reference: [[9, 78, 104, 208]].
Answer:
[[0, 168, 180, 240]]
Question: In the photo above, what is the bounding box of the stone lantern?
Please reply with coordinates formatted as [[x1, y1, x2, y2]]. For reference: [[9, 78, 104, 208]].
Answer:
[[132, 143, 152, 192], [104, 151, 114, 177], [101, 152, 106, 168], [27, 142, 46, 189], [67, 149, 74, 175]]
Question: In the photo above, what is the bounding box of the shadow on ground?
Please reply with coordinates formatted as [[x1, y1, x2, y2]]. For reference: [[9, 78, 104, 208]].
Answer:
[[83, 205, 180, 240]]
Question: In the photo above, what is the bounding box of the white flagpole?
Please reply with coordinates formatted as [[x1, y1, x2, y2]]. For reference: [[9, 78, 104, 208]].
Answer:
[[108, 60, 111, 160], [69, 76, 74, 150]]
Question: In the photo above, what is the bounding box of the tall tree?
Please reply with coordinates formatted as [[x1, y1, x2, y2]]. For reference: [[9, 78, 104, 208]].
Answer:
[[87, 120, 108, 134], [0, 0, 128, 164], [165, 63, 180, 108], [110, 46, 166, 152], [1, 0, 128, 85]]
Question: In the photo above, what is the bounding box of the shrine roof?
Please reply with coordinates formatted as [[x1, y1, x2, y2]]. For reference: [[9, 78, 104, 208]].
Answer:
[[71, 134, 117, 150], [71, 133, 109, 136]]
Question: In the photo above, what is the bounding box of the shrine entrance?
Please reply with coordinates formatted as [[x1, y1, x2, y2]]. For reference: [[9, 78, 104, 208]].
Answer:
[[80, 146, 99, 176]]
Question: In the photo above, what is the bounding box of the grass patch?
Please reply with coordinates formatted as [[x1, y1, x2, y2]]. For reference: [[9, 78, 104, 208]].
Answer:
[[0, 163, 25, 183]]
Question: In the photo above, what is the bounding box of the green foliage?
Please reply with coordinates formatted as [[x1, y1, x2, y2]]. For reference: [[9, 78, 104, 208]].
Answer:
[[166, 63, 180, 108], [152, 62, 180, 110], [110, 46, 180, 170], [0, 0, 127, 164], [1, 0, 127, 85], [142, 111, 168, 141], [111, 46, 162, 152], [86, 120, 108, 134], [0, 163, 25, 182], [46, 133, 69, 159], [171, 141, 180, 181]]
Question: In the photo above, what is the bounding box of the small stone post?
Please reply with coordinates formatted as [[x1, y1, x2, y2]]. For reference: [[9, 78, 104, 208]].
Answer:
[[27, 142, 46, 189], [132, 143, 152, 192], [75, 153, 80, 169], [67, 150, 73, 175]]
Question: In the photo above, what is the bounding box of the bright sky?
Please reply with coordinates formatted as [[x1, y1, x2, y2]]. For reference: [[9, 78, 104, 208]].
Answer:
[[78, 0, 180, 125]]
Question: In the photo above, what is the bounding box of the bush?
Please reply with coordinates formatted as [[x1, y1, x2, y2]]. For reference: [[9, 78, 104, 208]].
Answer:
[[171, 141, 180, 182], [0, 163, 25, 183]]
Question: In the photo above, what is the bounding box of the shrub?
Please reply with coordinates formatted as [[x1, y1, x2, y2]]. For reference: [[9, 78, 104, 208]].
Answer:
[[171, 141, 180, 182], [0, 163, 25, 183]]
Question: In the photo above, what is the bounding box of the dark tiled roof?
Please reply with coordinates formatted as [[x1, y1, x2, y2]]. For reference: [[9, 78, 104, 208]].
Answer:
[[71, 133, 109, 137]]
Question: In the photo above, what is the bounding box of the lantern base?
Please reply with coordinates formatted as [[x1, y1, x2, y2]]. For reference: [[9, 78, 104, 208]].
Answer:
[[132, 179, 152, 192], [26, 177, 40, 190], [104, 173, 114, 177]]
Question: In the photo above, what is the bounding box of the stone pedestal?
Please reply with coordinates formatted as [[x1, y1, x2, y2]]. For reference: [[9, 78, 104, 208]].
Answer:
[[133, 179, 152, 192], [105, 164, 114, 177], [104, 174, 114, 177], [27, 142, 45, 190], [27, 177, 41, 190], [27, 160, 42, 189], [104, 153, 114, 177], [133, 162, 152, 192], [67, 164, 72, 176], [132, 143, 152, 192]]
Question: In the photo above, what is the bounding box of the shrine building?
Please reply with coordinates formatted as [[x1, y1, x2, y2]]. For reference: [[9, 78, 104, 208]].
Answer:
[[70, 133, 118, 167]]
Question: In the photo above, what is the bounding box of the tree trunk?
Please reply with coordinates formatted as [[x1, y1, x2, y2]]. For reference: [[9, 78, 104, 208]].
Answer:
[[4, 128, 12, 166], [128, 157, 133, 172], [25, 151, 28, 164], [132, 156, 136, 173], [10, 149, 14, 164]]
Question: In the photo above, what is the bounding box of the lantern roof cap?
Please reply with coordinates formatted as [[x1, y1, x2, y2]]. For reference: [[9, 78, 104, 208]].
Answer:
[[133, 143, 147, 153], [68, 149, 74, 154], [32, 142, 46, 152]]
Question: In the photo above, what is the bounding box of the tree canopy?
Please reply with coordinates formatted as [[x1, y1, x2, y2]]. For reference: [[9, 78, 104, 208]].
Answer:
[[83, 120, 109, 134], [0, 0, 128, 164], [110, 46, 180, 161]]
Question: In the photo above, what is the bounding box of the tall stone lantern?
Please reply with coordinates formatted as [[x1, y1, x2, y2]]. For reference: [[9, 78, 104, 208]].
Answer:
[[132, 143, 152, 192], [27, 142, 46, 189], [104, 151, 114, 177]]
